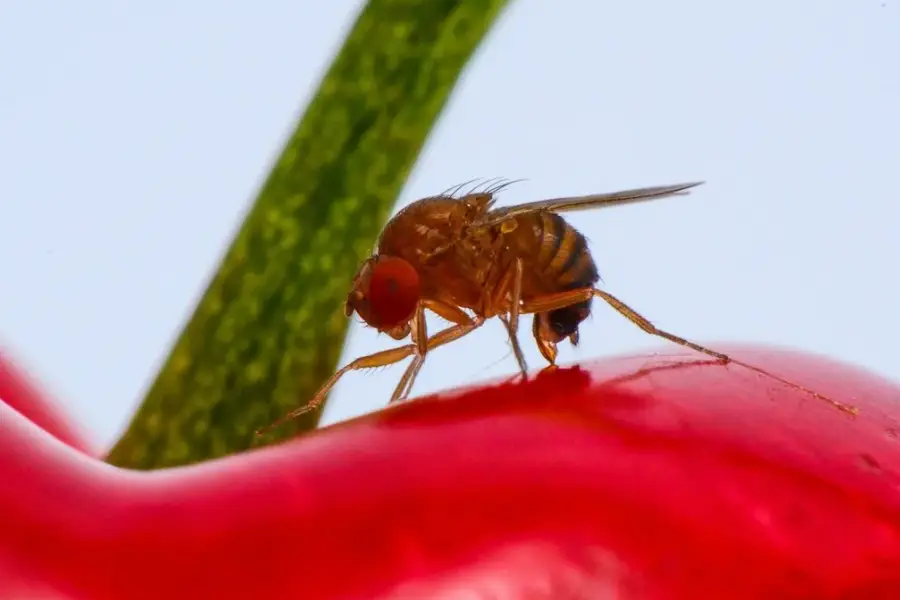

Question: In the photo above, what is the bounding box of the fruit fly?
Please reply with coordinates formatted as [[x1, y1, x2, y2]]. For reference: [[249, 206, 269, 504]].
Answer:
[[258, 180, 857, 435]]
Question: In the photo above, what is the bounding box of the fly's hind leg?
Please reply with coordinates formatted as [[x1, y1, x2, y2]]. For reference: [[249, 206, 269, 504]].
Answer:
[[521, 288, 730, 362], [519, 287, 857, 415]]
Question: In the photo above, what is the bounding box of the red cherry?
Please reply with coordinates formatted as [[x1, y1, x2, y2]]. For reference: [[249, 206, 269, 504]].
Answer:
[[2, 345, 899, 599]]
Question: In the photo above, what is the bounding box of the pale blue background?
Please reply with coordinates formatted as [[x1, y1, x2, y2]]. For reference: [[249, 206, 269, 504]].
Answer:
[[1, 1, 897, 450]]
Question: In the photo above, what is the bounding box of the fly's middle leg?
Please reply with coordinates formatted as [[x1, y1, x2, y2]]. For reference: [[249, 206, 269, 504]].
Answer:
[[491, 258, 529, 378]]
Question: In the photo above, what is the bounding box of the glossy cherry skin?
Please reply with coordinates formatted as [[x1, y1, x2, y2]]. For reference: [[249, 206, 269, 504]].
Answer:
[[0, 350, 93, 454], [1, 345, 899, 599]]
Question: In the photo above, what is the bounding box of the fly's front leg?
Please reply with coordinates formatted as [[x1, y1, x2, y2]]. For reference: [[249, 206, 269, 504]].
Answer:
[[393, 299, 483, 403], [257, 304, 487, 436], [423, 297, 473, 327], [256, 331, 422, 436], [391, 304, 428, 403]]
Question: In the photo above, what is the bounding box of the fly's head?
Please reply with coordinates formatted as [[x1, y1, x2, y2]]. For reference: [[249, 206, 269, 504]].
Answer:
[[345, 255, 421, 340]]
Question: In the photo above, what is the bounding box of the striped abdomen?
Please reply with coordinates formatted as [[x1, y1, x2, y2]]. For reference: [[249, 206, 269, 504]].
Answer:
[[506, 211, 599, 340]]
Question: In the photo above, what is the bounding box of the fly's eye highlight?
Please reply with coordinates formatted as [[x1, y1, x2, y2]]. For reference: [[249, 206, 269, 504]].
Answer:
[[367, 256, 420, 329]]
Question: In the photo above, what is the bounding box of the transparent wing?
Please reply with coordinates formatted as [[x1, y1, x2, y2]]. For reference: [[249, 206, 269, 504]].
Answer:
[[477, 181, 704, 227]]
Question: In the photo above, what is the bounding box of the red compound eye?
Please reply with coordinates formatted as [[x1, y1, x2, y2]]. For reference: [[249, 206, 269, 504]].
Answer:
[[366, 256, 420, 329]]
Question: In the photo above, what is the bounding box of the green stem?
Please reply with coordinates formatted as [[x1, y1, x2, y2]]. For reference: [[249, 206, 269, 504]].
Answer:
[[107, 0, 511, 469]]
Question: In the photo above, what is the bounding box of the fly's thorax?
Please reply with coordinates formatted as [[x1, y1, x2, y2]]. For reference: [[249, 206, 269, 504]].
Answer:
[[418, 234, 498, 312], [371, 194, 500, 312], [378, 196, 473, 269]]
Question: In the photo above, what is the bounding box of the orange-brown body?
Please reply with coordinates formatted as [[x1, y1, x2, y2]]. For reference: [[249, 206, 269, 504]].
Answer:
[[257, 180, 858, 436], [376, 193, 600, 346]]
